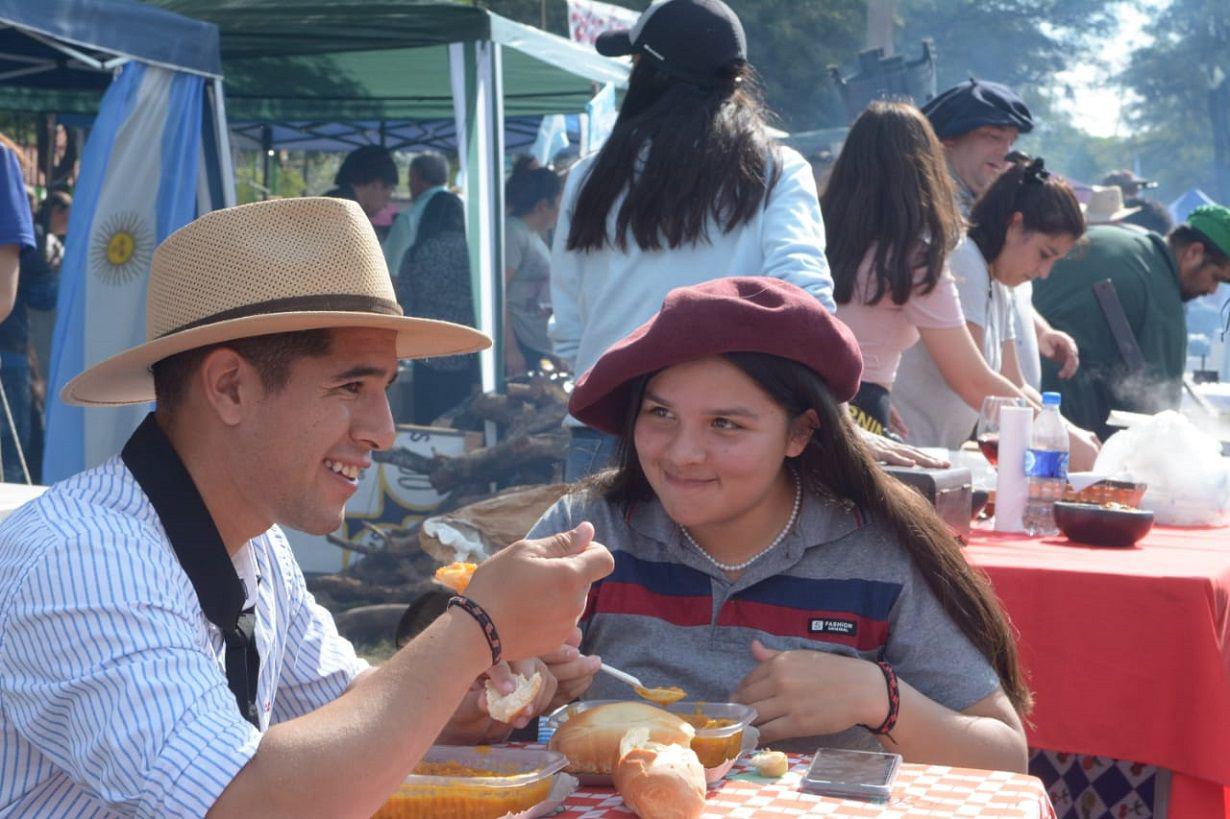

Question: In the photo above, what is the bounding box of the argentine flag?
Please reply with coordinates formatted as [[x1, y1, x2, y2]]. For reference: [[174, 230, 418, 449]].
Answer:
[[45, 62, 205, 482]]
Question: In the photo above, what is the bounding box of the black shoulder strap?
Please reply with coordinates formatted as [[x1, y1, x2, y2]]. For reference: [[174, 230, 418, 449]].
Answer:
[[121, 414, 261, 727], [1092, 278, 1147, 372]]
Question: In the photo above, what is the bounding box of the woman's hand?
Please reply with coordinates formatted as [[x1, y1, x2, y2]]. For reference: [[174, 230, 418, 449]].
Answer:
[[1038, 327, 1080, 379], [541, 627, 601, 712], [858, 427, 949, 468], [731, 641, 887, 744]]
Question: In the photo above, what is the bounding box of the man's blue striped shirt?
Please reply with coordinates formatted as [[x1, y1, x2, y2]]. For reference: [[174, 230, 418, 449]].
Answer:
[[0, 455, 368, 817]]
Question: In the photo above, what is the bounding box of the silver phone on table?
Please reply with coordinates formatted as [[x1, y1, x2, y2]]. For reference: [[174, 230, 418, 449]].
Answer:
[[801, 748, 901, 802]]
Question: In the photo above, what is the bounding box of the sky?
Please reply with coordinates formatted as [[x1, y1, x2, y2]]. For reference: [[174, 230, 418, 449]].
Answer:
[[1056, 0, 1167, 137]]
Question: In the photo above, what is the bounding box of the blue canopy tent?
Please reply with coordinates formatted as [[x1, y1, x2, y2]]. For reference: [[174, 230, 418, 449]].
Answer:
[[0, 0, 235, 481], [1169, 187, 1218, 224], [226, 115, 583, 162]]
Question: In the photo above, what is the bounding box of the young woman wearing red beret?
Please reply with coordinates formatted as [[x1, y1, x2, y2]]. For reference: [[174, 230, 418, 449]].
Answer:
[[532, 277, 1030, 772]]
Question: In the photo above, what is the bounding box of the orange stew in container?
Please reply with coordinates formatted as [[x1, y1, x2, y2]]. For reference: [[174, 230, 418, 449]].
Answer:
[[680, 711, 741, 768], [372, 746, 565, 819]]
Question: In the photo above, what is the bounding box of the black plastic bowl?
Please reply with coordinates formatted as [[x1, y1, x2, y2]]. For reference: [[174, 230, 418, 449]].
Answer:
[[1053, 501, 1155, 548]]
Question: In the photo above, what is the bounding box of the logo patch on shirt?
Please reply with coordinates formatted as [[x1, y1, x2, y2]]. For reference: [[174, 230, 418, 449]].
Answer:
[[809, 617, 858, 637]]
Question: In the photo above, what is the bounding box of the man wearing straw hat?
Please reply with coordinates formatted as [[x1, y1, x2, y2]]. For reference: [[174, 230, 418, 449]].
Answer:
[[0, 197, 613, 817], [1034, 204, 1230, 439]]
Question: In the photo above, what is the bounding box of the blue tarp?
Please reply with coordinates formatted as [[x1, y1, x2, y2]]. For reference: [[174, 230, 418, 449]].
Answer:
[[0, 0, 221, 81], [1169, 187, 1218, 225]]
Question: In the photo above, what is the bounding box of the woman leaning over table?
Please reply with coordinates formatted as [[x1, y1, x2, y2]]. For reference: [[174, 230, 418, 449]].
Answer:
[[826, 102, 1056, 445], [534, 276, 1030, 772], [892, 158, 1101, 468]]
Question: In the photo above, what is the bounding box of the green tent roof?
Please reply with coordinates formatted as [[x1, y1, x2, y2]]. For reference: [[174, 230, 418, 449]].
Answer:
[[152, 0, 627, 121]]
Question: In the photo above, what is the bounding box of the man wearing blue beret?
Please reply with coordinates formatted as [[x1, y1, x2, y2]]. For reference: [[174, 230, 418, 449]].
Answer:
[[922, 79, 1081, 394]]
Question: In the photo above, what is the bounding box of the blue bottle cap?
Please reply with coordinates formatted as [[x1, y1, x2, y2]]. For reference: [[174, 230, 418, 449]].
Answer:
[[1042, 391, 1061, 406]]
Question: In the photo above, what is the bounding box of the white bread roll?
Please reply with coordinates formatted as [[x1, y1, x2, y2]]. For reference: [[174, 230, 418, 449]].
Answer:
[[484, 671, 543, 723], [613, 729, 707, 819], [548, 701, 695, 774], [750, 750, 789, 777]]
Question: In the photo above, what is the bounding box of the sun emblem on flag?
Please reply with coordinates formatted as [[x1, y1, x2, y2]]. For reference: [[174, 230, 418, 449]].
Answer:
[[90, 211, 154, 286]]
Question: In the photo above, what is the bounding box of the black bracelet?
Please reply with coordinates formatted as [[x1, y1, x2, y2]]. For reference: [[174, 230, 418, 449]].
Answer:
[[859, 661, 899, 743], [447, 595, 503, 666]]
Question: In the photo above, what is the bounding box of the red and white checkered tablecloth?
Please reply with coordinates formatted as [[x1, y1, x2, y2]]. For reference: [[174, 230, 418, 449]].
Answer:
[[556, 753, 1056, 818]]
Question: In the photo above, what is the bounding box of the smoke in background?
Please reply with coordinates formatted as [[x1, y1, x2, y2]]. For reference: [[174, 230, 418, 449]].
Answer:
[[1107, 368, 1182, 417]]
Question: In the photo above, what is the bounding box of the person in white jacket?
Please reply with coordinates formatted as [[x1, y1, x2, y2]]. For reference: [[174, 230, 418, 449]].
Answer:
[[548, 0, 836, 479]]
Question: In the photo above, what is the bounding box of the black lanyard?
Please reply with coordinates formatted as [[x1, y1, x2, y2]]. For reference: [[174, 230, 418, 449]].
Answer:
[[121, 413, 261, 728]]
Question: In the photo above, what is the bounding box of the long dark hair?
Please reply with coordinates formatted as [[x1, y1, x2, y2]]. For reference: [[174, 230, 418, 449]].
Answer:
[[566, 58, 781, 253], [591, 352, 1032, 715], [823, 102, 962, 306], [968, 159, 1084, 262], [413, 191, 465, 249]]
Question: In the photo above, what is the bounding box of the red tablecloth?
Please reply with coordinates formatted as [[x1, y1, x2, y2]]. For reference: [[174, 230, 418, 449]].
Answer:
[[558, 752, 1055, 817], [964, 524, 1230, 816]]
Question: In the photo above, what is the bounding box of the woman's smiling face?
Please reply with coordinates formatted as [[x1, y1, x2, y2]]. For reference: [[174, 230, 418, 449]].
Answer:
[[632, 356, 810, 533]]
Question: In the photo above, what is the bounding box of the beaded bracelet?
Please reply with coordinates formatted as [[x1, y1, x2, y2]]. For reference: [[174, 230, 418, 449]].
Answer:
[[446, 595, 503, 666], [860, 661, 900, 743]]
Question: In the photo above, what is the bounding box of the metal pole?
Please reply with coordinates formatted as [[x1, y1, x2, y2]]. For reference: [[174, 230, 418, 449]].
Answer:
[[866, 0, 895, 57], [261, 125, 272, 200], [212, 77, 238, 207], [42, 114, 54, 191]]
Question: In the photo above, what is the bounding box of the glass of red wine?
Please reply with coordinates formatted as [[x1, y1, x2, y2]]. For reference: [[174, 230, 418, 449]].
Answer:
[[976, 396, 1026, 467]]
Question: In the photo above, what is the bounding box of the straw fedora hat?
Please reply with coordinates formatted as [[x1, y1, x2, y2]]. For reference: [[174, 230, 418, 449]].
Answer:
[[62, 197, 490, 407], [1082, 185, 1141, 224]]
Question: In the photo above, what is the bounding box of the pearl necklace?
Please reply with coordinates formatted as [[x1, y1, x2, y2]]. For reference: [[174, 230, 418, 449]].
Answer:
[[680, 472, 803, 573]]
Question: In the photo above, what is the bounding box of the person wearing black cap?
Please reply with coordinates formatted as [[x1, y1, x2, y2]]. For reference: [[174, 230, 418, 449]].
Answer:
[[1102, 169, 1158, 201], [551, 0, 834, 481], [553, 0, 946, 479], [922, 82, 1080, 396]]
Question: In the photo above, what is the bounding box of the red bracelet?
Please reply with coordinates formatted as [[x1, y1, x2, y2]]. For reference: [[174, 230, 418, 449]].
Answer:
[[860, 661, 899, 743], [446, 595, 503, 666]]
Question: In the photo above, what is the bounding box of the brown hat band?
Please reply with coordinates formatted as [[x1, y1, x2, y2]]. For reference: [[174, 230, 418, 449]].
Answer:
[[162, 293, 404, 338]]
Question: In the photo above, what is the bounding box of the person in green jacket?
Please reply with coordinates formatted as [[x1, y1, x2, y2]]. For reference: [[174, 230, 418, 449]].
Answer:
[[1032, 204, 1230, 440]]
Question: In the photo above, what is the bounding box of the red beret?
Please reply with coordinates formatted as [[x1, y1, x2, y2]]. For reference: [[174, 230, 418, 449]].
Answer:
[[569, 277, 863, 434]]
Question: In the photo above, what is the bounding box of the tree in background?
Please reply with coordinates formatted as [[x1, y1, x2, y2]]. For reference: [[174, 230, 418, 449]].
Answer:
[[1120, 0, 1230, 202], [487, 0, 1227, 198], [896, 0, 1118, 94], [895, 0, 1128, 186], [485, 0, 864, 131]]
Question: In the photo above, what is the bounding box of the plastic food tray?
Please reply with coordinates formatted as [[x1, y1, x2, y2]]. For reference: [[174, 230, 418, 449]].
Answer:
[[372, 745, 567, 819]]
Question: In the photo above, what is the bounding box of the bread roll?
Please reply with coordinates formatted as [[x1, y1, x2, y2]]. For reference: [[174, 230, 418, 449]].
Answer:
[[750, 750, 789, 777], [548, 701, 695, 774], [613, 729, 707, 819], [484, 671, 543, 723]]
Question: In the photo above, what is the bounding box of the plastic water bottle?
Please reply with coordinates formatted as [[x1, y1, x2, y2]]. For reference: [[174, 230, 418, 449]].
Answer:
[[1023, 392, 1069, 536]]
